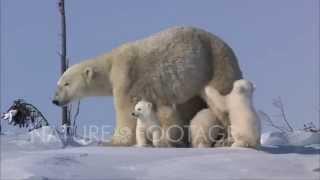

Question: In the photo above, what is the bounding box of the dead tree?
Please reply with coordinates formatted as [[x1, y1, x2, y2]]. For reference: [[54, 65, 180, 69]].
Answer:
[[259, 96, 294, 132], [58, 0, 71, 135], [272, 96, 294, 132], [258, 110, 288, 132]]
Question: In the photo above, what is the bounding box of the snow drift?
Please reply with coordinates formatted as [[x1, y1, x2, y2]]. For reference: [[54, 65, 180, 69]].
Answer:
[[1, 127, 319, 180], [29, 126, 64, 149], [261, 130, 320, 146]]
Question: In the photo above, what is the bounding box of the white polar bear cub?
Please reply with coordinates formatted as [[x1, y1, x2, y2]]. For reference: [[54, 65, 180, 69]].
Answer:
[[190, 109, 225, 148], [205, 79, 261, 148], [132, 100, 162, 147]]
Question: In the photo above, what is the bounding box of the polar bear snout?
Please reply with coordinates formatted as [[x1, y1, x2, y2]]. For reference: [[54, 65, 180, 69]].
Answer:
[[52, 91, 63, 106], [52, 91, 61, 106], [52, 91, 69, 107], [52, 99, 60, 106], [52, 97, 68, 107], [131, 112, 139, 118], [52, 99, 69, 107]]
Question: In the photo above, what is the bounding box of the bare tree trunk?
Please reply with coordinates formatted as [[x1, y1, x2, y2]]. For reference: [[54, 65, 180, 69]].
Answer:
[[58, 0, 70, 135]]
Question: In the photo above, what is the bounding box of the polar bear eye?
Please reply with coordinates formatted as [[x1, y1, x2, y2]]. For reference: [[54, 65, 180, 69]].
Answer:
[[137, 108, 142, 111], [64, 82, 70, 86]]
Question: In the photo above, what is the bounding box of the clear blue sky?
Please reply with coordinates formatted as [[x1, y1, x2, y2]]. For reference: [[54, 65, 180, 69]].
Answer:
[[1, 0, 319, 134]]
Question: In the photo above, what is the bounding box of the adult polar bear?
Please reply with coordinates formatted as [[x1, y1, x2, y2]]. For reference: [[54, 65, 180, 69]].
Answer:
[[52, 26, 242, 146]]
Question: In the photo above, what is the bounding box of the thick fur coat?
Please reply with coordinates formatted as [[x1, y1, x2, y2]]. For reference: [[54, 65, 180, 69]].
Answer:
[[53, 26, 242, 146], [190, 109, 225, 148], [205, 80, 261, 148], [132, 100, 162, 147]]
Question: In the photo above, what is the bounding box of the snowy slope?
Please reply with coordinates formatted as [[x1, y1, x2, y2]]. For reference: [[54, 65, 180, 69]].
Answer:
[[261, 130, 320, 146], [1, 128, 319, 180]]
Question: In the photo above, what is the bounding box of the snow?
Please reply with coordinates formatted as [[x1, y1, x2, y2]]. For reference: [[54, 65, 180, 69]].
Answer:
[[261, 130, 320, 146], [261, 131, 288, 146], [1, 127, 320, 180], [29, 126, 64, 149]]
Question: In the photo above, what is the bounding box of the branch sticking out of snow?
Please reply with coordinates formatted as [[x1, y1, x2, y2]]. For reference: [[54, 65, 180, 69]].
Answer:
[[258, 111, 288, 132], [272, 97, 293, 132]]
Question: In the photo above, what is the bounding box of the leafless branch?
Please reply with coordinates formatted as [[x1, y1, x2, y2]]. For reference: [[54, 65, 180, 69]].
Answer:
[[258, 110, 288, 132], [272, 96, 294, 132], [303, 122, 320, 133]]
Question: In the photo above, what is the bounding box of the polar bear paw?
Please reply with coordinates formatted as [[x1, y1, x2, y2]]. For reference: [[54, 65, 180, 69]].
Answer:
[[231, 141, 250, 148], [134, 144, 151, 148]]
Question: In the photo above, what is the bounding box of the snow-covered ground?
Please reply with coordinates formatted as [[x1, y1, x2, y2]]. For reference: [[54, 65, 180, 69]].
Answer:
[[1, 127, 320, 180], [261, 130, 320, 146]]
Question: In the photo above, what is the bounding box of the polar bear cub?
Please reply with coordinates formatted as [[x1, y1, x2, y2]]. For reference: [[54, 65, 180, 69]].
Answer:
[[190, 109, 226, 148], [205, 79, 261, 148], [132, 100, 162, 147]]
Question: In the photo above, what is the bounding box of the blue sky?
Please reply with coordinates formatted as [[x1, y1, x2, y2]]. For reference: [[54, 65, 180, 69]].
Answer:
[[1, 0, 319, 134]]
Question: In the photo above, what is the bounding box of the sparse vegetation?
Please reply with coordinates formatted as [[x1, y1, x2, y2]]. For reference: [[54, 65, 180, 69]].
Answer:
[[1, 99, 49, 131], [259, 96, 319, 133]]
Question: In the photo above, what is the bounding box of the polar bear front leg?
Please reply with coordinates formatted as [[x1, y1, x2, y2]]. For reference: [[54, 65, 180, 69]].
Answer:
[[111, 89, 136, 146], [152, 129, 162, 147], [136, 126, 148, 147], [231, 139, 250, 148], [157, 105, 184, 147]]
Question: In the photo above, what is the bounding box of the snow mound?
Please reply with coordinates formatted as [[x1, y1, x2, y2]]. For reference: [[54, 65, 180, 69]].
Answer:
[[1, 129, 319, 179], [1, 126, 100, 151], [1, 147, 319, 180], [29, 126, 64, 149], [261, 131, 289, 146], [71, 135, 99, 146], [286, 130, 320, 146], [0, 126, 64, 151], [261, 130, 320, 146]]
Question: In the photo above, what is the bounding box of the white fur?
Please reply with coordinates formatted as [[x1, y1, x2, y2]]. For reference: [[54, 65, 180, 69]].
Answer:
[[205, 79, 261, 148], [190, 109, 224, 148], [132, 100, 162, 147]]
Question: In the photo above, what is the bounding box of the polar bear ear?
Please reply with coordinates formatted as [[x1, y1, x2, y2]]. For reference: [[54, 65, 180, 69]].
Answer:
[[83, 67, 95, 82]]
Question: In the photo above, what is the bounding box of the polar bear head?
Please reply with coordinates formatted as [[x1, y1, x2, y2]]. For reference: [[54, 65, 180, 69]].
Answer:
[[232, 79, 255, 97], [52, 60, 112, 106], [131, 100, 153, 120]]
